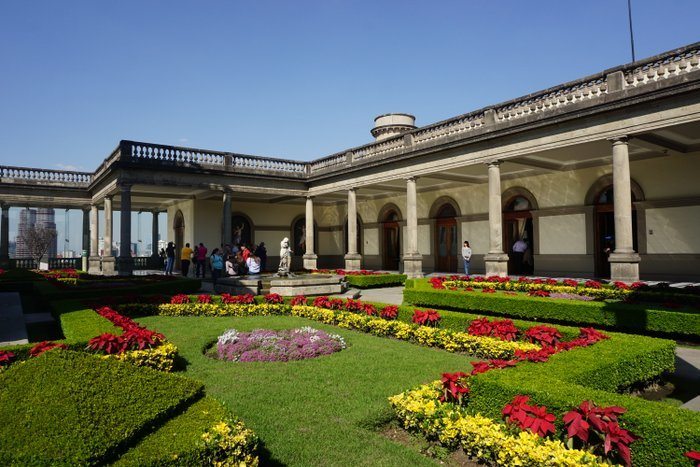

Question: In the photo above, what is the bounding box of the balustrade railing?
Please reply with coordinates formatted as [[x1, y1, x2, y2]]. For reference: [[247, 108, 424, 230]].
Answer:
[[48, 258, 82, 269], [0, 166, 92, 185], [131, 256, 163, 270], [9, 258, 37, 269]]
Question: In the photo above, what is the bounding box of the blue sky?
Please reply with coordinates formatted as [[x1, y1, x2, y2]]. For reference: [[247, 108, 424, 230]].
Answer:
[[1, 1, 699, 250]]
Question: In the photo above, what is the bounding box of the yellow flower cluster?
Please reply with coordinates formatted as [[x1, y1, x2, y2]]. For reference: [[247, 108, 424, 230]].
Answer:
[[102, 342, 178, 372], [443, 280, 630, 300], [200, 418, 259, 466], [156, 303, 287, 317], [389, 382, 609, 466], [290, 306, 540, 359]]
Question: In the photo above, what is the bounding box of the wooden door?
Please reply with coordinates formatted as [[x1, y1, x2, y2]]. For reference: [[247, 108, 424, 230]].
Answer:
[[382, 222, 400, 270], [435, 219, 457, 272]]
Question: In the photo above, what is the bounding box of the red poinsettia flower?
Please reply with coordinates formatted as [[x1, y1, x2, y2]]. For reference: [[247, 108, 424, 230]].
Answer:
[[87, 333, 125, 354], [470, 361, 492, 375], [380, 305, 398, 320], [290, 295, 307, 306], [685, 451, 700, 467], [121, 328, 164, 351], [467, 318, 493, 337], [525, 325, 562, 347], [362, 303, 377, 316], [313, 296, 330, 308], [197, 294, 213, 304], [344, 299, 363, 312], [170, 294, 191, 304], [0, 350, 15, 366], [440, 371, 470, 403], [264, 293, 284, 304], [562, 279, 579, 287], [30, 341, 68, 357], [429, 277, 446, 289], [584, 280, 602, 289], [603, 421, 638, 466], [503, 395, 556, 438]]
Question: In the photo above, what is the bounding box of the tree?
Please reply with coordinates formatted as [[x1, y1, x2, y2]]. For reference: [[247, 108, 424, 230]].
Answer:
[[20, 225, 57, 268]]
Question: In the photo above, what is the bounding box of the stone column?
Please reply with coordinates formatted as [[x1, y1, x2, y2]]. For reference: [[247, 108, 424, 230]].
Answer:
[[151, 211, 159, 258], [484, 161, 509, 277], [88, 204, 101, 274], [608, 137, 641, 282], [0, 203, 9, 267], [102, 195, 116, 275], [302, 196, 318, 270], [118, 184, 133, 276], [403, 177, 423, 278], [222, 190, 232, 246], [81, 207, 89, 271], [344, 188, 361, 270]]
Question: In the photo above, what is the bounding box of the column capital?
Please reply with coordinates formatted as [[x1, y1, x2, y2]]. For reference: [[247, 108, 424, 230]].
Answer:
[[486, 160, 502, 168], [348, 187, 356, 193], [608, 135, 629, 145], [306, 195, 314, 201], [406, 176, 418, 182], [118, 182, 132, 191]]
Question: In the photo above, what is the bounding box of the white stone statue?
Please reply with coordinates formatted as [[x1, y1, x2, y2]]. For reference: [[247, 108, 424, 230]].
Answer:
[[276, 237, 293, 276]]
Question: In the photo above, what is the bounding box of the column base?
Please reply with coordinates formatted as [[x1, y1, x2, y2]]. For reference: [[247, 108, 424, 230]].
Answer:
[[609, 252, 641, 283], [88, 256, 102, 275], [118, 256, 134, 277], [303, 254, 318, 271], [101, 256, 117, 276], [484, 253, 509, 277], [402, 253, 424, 279], [344, 253, 362, 271]]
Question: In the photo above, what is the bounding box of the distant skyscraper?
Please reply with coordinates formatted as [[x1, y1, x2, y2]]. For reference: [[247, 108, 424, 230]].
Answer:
[[14, 208, 58, 258]]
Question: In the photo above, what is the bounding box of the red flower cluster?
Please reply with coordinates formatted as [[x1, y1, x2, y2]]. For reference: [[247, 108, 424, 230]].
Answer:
[[170, 294, 191, 304], [290, 295, 307, 306], [264, 293, 284, 304], [88, 306, 164, 354], [440, 372, 470, 403], [29, 341, 68, 357], [0, 350, 16, 366], [585, 280, 602, 289], [686, 451, 700, 467], [562, 279, 580, 287], [380, 305, 399, 320], [482, 287, 496, 294], [502, 395, 556, 438], [527, 289, 550, 297], [343, 299, 363, 312], [197, 294, 212, 304], [469, 359, 518, 375], [412, 309, 441, 327], [429, 276, 447, 289], [525, 325, 562, 347], [467, 318, 519, 341], [220, 293, 255, 304], [613, 281, 630, 290], [312, 296, 344, 310], [563, 400, 638, 466], [312, 268, 384, 276]]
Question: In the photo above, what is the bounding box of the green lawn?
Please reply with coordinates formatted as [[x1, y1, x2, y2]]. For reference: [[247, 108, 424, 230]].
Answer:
[[136, 314, 476, 466]]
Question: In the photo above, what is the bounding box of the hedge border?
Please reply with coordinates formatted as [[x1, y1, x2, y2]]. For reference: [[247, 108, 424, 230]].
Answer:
[[345, 273, 406, 289], [403, 283, 700, 339]]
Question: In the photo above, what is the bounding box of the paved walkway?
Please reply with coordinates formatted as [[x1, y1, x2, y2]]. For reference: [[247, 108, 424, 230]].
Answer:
[[0, 293, 28, 347]]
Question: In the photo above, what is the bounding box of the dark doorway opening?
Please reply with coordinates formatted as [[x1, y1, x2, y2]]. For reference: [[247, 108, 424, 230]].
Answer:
[[434, 204, 458, 272], [382, 210, 400, 270], [594, 187, 638, 278], [503, 196, 534, 275]]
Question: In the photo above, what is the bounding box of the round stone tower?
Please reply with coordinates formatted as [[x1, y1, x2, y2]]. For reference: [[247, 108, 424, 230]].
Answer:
[[371, 113, 416, 141]]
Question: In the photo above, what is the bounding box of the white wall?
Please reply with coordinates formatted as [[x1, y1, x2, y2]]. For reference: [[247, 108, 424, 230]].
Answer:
[[539, 214, 587, 254], [461, 220, 489, 255], [646, 206, 700, 254]]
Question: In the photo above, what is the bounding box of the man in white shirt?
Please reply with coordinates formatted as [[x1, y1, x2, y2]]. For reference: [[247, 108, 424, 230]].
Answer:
[[512, 239, 528, 274], [461, 241, 472, 275]]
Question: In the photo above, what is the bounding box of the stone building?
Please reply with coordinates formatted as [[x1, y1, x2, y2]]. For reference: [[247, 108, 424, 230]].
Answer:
[[1, 42, 700, 281]]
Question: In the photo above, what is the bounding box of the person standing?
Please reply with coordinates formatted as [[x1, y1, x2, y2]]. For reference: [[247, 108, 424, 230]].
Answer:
[[196, 242, 207, 278], [165, 241, 175, 275], [512, 238, 528, 274], [180, 242, 193, 277], [254, 242, 267, 271], [210, 248, 224, 286], [461, 240, 472, 275]]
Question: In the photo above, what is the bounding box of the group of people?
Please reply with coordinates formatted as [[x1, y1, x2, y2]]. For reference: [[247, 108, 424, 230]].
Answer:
[[161, 241, 268, 284], [460, 238, 532, 275]]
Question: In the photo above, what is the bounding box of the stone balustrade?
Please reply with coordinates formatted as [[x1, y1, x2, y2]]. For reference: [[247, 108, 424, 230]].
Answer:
[[0, 166, 92, 185]]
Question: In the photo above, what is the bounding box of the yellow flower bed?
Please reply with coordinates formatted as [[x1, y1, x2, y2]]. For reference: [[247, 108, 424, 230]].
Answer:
[[102, 342, 178, 372], [442, 280, 630, 300], [389, 382, 609, 466], [156, 303, 288, 317], [290, 306, 540, 359], [201, 418, 260, 466]]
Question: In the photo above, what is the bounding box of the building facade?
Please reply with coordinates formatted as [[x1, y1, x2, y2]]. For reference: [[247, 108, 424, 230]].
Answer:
[[1, 43, 699, 281]]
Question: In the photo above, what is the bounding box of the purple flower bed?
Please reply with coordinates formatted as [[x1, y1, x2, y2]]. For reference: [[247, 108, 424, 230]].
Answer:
[[215, 327, 347, 362]]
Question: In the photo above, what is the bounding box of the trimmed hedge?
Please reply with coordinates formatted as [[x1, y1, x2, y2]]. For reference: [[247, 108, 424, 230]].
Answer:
[[467, 335, 698, 466], [39, 277, 202, 300], [403, 283, 700, 339], [114, 396, 229, 466], [345, 273, 406, 289], [0, 350, 203, 466]]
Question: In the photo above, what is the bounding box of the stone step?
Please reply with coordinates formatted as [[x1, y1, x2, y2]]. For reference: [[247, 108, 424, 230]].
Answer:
[[0, 292, 28, 347]]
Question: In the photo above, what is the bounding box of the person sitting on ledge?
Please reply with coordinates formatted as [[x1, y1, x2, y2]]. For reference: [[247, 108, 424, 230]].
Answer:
[[246, 253, 261, 275]]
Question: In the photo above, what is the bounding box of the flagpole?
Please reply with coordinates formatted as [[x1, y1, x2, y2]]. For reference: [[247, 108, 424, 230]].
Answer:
[[627, 0, 636, 62]]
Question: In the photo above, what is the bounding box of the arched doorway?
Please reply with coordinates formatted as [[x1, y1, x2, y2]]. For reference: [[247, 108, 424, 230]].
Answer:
[[381, 209, 401, 270], [593, 186, 639, 278], [231, 214, 253, 247], [503, 196, 534, 275], [173, 210, 184, 272], [434, 203, 458, 272]]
